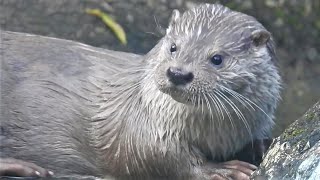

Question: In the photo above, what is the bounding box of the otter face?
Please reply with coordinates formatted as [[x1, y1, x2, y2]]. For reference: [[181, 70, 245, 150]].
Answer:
[[152, 4, 280, 110]]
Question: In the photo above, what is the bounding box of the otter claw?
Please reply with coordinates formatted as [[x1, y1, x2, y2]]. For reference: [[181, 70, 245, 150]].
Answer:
[[221, 160, 257, 176], [196, 160, 256, 180], [0, 158, 53, 178]]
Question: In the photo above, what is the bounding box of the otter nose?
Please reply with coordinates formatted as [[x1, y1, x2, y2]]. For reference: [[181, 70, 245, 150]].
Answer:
[[166, 67, 194, 85]]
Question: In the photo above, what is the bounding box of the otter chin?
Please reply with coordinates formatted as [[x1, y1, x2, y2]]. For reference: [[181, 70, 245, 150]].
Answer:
[[162, 89, 194, 105], [157, 81, 195, 105], [1, 3, 281, 180]]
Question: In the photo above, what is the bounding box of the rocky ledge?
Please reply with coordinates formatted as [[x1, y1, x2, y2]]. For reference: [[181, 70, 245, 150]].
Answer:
[[252, 100, 320, 180]]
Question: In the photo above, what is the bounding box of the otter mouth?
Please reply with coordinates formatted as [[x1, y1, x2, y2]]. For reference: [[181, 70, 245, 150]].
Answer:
[[158, 85, 194, 104], [170, 92, 193, 104], [159, 84, 233, 107]]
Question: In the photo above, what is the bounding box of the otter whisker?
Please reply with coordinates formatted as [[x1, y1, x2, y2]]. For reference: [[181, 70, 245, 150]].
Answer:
[[215, 89, 252, 141], [201, 93, 206, 116], [222, 91, 256, 122], [206, 93, 224, 127], [217, 84, 255, 113], [219, 85, 272, 120], [202, 93, 215, 128], [196, 92, 201, 111], [215, 89, 248, 125], [225, 89, 255, 112], [212, 91, 235, 131]]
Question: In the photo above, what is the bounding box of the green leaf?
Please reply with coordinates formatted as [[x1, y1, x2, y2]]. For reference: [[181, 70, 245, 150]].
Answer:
[[86, 8, 127, 45]]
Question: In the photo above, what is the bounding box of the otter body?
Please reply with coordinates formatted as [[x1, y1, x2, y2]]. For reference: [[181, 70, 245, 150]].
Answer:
[[1, 4, 281, 179]]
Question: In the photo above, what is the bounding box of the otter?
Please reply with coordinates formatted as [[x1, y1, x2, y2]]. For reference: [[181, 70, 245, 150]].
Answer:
[[0, 4, 281, 180]]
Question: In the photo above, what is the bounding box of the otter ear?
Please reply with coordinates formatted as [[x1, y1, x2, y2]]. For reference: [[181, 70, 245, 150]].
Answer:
[[251, 30, 271, 47], [167, 9, 180, 34], [169, 9, 180, 26]]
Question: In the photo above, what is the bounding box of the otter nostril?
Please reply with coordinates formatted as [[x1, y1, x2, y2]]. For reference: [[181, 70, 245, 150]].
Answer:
[[166, 67, 194, 85], [184, 72, 194, 83]]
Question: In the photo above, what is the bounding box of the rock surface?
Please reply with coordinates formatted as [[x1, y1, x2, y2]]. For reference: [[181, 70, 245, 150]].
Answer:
[[252, 100, 320, 180], [1, 0, 319, 136]]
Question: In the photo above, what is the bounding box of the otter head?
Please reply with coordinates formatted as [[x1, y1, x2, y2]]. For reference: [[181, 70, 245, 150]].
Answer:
[[149, 4, 280, 113]]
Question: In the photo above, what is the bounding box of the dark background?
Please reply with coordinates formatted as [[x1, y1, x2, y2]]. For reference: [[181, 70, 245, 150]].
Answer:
[[1, 0, 319, 136]]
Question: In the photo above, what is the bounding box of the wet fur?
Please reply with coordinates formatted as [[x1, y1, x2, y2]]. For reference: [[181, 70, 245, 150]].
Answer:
[[1, 4, 281, 179]]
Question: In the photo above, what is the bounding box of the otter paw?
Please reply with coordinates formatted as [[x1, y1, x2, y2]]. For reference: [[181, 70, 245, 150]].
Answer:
[[0, 158, 54, 178], [196, 160, 257, 180], [234, 138, 273, 166]]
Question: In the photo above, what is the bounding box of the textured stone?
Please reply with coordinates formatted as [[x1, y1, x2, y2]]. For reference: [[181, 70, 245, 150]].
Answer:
[[252, 100, 320, 180]]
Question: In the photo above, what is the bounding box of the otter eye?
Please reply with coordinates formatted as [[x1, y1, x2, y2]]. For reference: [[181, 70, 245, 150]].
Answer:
[[170, 43, 177, 53], [210, 54, 223, 66]]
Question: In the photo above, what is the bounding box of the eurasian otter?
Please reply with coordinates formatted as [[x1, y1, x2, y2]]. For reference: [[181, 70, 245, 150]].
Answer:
[[0, 4, 281, 180]]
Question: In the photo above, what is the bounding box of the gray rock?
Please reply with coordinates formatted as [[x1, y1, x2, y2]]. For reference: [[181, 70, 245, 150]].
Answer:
[[252, 100, 320, 180]]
